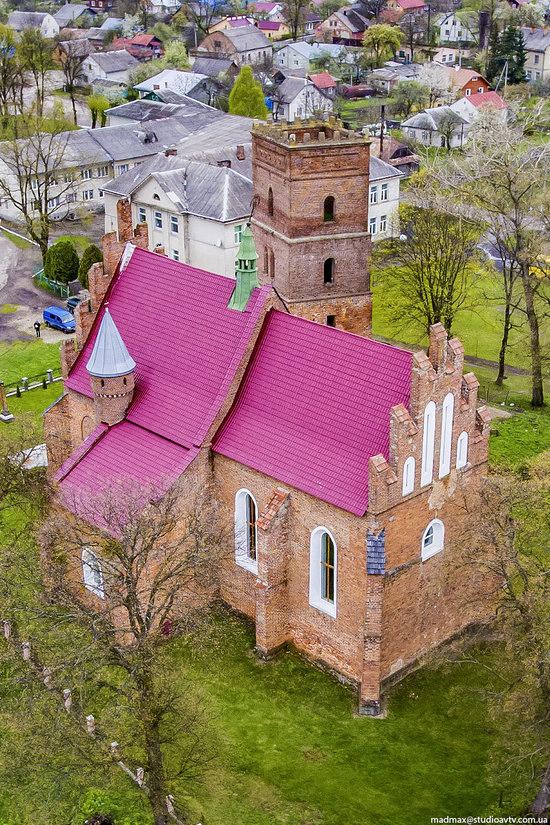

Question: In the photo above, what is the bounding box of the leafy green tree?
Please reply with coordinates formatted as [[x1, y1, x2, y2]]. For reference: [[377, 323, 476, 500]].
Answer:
[[151, 21, 177, 44], [18, 29, 53, 119], [229, 65, 268, 119], [78, 244, 103, 289], [362, 24, 402, 68], [487, 24, 526, 84], [162, 40, 189, 69], [88, 94, 110, 128], [44, 240, 79, 284], [391, 80, 429, 117]]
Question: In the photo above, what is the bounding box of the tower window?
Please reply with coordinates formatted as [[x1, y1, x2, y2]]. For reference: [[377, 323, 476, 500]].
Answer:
[[323, 195, 335, 222], [309, 527, 337, 617], [269, 250, 275, 278], [268, 187, 274, 216], [326, 315, 336, 327], [235, 489, 258, 573], [323, 258, 334, 284], [263, 247, 269, 274]]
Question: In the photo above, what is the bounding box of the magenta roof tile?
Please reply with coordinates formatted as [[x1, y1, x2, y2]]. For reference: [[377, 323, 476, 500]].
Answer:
[[65, 247, 271, 449], [213, 311, 413, 515]]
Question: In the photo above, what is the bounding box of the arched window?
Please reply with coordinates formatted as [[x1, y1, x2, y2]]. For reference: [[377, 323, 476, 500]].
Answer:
[[263, 247, 269, 274], [456, 430, 469, 469], [82, 547, 105, 598], [80, 415, 94, 440], [421, 519, 444, 561], [309, 527, 337, 617], [269, 250, 275, 278], [439, 392, 455, 478], [323, 258, 334, 284], [323, 195, 335, 222], [267, 187, 273, 216], [421, 401, 436, 487], [234, 489, 258, 572], [402, 456, 415, 496]]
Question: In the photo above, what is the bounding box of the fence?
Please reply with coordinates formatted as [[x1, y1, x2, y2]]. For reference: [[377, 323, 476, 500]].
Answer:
[[34, 267, 70, 299], [4, 365, 63, 398]]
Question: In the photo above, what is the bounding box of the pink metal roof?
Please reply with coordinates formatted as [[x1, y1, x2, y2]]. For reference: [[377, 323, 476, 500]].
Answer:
[[468, 90, 507, 109], [65, 247, 271, 449], [213, 311, 413, 516], [258, 19, 281, 29]]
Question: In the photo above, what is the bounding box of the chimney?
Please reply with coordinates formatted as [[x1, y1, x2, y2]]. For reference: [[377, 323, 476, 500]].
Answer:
[[428, 323, 448, 373], [86, 309, 136, 426], [116, 198, 133, 243], [164, 148, 177, 157], [154, 244, 165, 256], [228, 224, 259, 311], [236, 144, 245, 160]]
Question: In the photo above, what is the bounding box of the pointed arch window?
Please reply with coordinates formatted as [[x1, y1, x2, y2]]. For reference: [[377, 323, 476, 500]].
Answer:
[[235, 489, 258, 573], [456, 430, 469, 469], [82, 547, 105, 598], [402, 456, 415, 496], [323, 195, 335, 222], [323, 258, 334, 284], [439, 392, 455, 478], [421, 401, 436, 487], [267, 187, 274, 216], [309, 527, 337, 617]]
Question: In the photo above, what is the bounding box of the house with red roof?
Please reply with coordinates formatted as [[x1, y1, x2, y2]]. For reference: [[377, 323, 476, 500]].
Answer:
[[110, 34, 164, 61], [385, 0, 427, 16], [440, 63, 491, 97], [308, 71, 338, 96], [44, 123, 492, 716], [451, 90, 507, 124]]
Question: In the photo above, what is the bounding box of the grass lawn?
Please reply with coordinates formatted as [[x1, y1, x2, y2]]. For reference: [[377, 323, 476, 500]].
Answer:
[[7, 382, 62, 420], [1, 227, 35, 250], [0, 304, 18, 314], [55, 234, 95, 255], [0, 340, 62, 387]]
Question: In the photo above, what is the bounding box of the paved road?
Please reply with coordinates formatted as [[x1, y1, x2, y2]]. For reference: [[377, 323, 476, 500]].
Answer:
[[23, 70, 92, 128]]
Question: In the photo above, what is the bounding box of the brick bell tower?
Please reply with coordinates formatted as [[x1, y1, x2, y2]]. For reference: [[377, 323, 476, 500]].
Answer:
[[251, 118, 372, 335]]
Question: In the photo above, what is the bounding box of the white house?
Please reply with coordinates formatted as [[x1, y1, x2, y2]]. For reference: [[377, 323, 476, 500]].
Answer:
[[273, 41, 356, 73], [271, 77, 333, 121], [102, 146, 253, 277], [368, 157, 402, 241], [521, 27, 550, 82], [450, 90, 507, 124], [437, 13, 477, 44], [82, 50, 139, 85], [402, 106, 469, 149], [7, 11, 59, 38]]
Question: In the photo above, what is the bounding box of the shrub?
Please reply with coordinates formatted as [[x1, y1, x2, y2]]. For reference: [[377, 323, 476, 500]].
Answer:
[[44, 240, 79, 285], [78, 244, 103, 289]]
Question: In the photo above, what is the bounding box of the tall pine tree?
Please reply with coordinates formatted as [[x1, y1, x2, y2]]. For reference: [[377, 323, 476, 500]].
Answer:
[[228, 66, 268, 120], [487, 25, 526, 84]]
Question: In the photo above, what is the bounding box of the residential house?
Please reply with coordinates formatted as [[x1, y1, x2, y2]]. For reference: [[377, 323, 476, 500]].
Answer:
[[315, 7, 370, 45], [437, 13, 477, 45], [104, 99, 194, 127], [134, 69, 218, 106], [83, 50, 139, 85], [385, 0, 427, 16], [368, 156, 402, 240], [54, 3, 97, 28], [110, 34, 164, 61], [450, 90, 507, 123], [86, 0, 114, 11], [521, 27, 550, 81], [305, 10, 322, 34], [198, 25, 272, 65], [257, 20, 289, 39], [191, 55, 239, 78], [369, 61, 421, 94], [249, 2, 286, 23], [443, 64, 491, 96], [370, 136, 420, 177], [148, 0, 181, 12], [270, 77, 333, 121], [55, 38, 93, 66], [60, 26, 111, 50], [102, 145, 253, 275], [273, 41, 357, 72], [208, 16, 256, 33], [99, 17, 124, 31], [7, 11, 59, 38], [402, 105, 469, 148], [45, 118, 492, 717], [309, 71, 338, 97]]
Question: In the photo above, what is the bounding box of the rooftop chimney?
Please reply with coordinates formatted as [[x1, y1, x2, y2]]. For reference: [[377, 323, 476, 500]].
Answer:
[[228, 224, 259, 312], [236, 144, 245, 160]]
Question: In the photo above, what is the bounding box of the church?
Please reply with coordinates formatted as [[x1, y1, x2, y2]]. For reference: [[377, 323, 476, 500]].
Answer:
[[44, 119, 492, 714]]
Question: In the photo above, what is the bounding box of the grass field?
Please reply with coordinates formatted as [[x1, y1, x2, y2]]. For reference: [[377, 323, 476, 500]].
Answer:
[[0, 304, 18, 314], [0, 340, 62, 387], [55, 234, 95, 255], [1, 227, 35, 250]]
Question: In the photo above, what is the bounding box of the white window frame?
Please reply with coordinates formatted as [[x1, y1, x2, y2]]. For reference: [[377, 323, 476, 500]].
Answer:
[[171, 249, 179, 261], [369, 185, 378, 204], [138, 206, 146, 223], [402, 456, 415, 496], [421, 400, 436, 486], [234, 224, 243, 244], [456, 430, 469, 469], [309, 527, 337, 618], [380, 182, 388, 202], [379, 214, 387, 233], [81, 168, 92, 180], [421, 519, 445, 561], [154, 210, 162, 229], [82, 547, 105, 598], [82, 190, 94, 201], [439, 392, 454, 478], [369, 216, 377, 235], [170, 215, 179, 234], [234, 488, 258, 574]]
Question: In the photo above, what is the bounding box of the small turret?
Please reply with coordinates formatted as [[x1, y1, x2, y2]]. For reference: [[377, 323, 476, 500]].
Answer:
[[228, 224, 259, 311], [86, 308, 136, 426]]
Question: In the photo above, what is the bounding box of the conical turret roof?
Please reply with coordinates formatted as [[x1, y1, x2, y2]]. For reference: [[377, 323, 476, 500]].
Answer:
[[86, 308, 136, 378]]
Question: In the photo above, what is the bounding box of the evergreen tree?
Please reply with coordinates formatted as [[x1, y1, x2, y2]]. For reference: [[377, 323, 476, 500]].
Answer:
[[78, 244, 102, 289], [44, 240, 79, 285], [228, 66, 268, 120], [487, 25, 526, 84]]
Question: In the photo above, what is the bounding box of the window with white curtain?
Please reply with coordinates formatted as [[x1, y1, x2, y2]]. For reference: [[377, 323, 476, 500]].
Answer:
[[309, 527, 337, 617], [421, 401, 436, 486], [82, 547, 105, 598], [402, 456, 416, 495], [234, 489, 258, 573], [439, 392, 455, 478], [456, 431, 469, 469]]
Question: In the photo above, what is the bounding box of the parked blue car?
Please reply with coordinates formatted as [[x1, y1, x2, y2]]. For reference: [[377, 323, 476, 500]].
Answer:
[[43, 306, 75, 334]]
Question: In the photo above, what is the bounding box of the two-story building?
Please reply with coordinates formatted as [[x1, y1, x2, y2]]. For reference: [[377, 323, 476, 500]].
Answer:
[[521, 26, 550, 82], [198, 25, 272, 65]]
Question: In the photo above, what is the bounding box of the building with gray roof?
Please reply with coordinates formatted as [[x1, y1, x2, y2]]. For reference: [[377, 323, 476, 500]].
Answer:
[[521, 26, 550, 82], [402, 106, 469, 149]]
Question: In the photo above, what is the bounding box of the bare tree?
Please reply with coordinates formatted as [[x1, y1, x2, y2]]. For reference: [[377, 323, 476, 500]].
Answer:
[[0, 122, 79, 263], [18, 29, 53, 120], [180, 0, 227, 35], [435, 111, 550, 406], [282, 0, 311, 40], [417, 61, 451, 106], [58, 42, 87, 126], [373, 198, 480, 337], [0, 24, 26, 123]]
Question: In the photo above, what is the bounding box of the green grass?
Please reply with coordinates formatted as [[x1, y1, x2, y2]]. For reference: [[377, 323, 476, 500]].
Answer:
[[1, 228, 34, 250], [0, 340, 61, 387], [55, 235, 94, 255], [7, 382, 62, 420], [489, 407, 550, 469], [0, 304, 18, 314]]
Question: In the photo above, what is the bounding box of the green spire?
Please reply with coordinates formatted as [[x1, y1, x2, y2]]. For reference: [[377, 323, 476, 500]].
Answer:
[[228, 224, 259, 311]]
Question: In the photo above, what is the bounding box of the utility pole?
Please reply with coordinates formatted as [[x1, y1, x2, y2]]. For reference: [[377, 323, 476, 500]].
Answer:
[[380, 103, 385, 156]]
